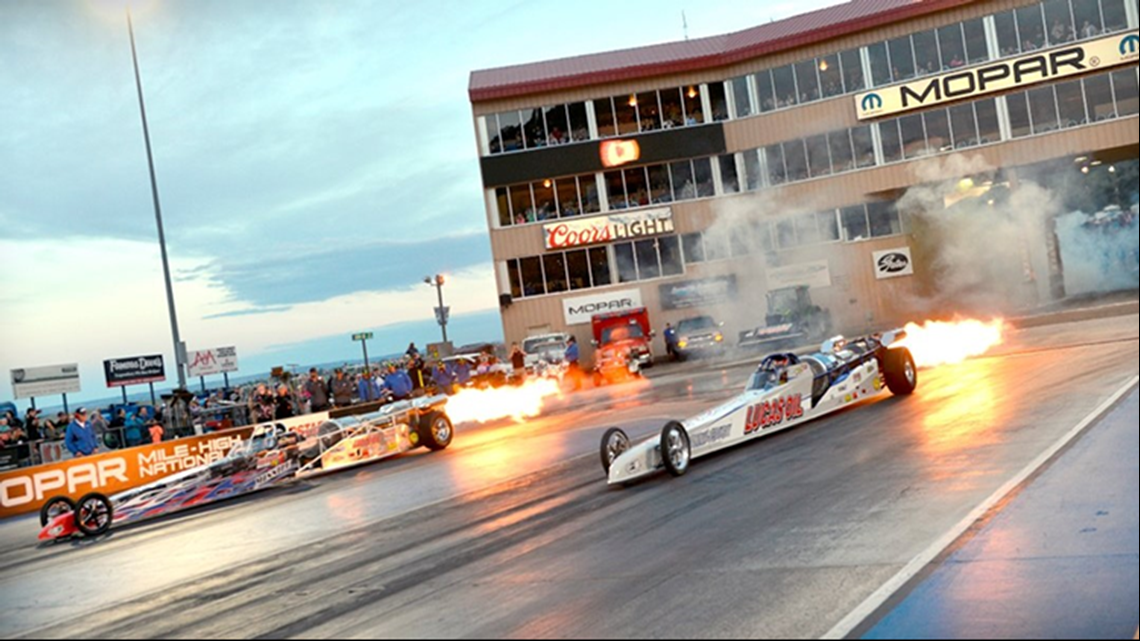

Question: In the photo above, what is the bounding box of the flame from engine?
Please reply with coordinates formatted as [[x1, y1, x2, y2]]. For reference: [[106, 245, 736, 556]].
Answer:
[[446, 378, 564, 425], [899, 318, 1006, 368]]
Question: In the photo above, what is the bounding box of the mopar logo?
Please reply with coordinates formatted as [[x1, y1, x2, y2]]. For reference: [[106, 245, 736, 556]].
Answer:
[[568, 299, 635, 316], [878, 253, 911, 274], [861, 93, 883, 112], [1123, 35, 1140, 56]]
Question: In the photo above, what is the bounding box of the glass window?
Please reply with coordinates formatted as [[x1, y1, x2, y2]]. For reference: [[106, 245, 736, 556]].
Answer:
[[719, 155, 740, 194], [820, 55, 843, 99], [818, 210, 841, 243], [950, 103, 979, 148], [913, 30, 940, 77], [1007, 92, 1034, 138], [590, 247, 611, 287], [772, 65, 798, 109], [533, 179, 557, 221], [868, 202, 902, 238], [888, 36, 916, 81], [693, 158, 715, 198], [544, 105, 569, 145], [649, 165, 674, 205], [635, 240, 661, 280], [510, 184, 535, 225], [841, 49, 865, 93], [924, 109, 952, 153], [1017, 5, 1047, 51], [938, 24, 967, 70], [486, 115, 501, 154], [705, 233, 730, 262], [995, 11, 1022, 57], [852, 126, 876, 168], [869, 42, 892, 87], [581, 176, 601, 214], [900, 114, 928, 159], [743, 150, 763, 191], [684, 86, 705, 125], [1073, 0, 1104, 38], [566, 250, 591, 291], [842, 205, 870, 242], [1113, 70, 1139, 116], [1084, 73, 1117, 121], [637, 92, 661, 133], [756, 70, 777, 113], [795, 214, 820, 246], [520, 257, 545, 297], [544, 254, 568, 294], [830, 130, 855, 173], [1044, 0, 1076, 44], [709, 82, 730, 122], [672, 161, 696, 201], [595, 98, 617, 138], [616, 95, 639, 135], [660, 88, 684, 129], [682, 233, 706, 264], [975, 99, 1001, 144], [784, 139, 809, 182], [795, 60, 821, 103], [523, 108, 546, 150], [615, 243, 638, 283], [881, 120, 903, 164], [964, 19, 989, 64], [1028, 86, 1060, 134], [569, 103, 590, 142], [499, 110, 523, 152], [660, 236, 684, 277], [806, 134, 832, 178], [625, 167, 649, 208], [1102, 0, 1129, 32], [496, 187, 511, 227], [605, 171, 627, 210], [1055, 79, 1088, 128], [766, 144, 784, 184], [555, 179, 579, 218], [732, 76, 753, 118], [507, 260, 524, 300], [777, 219, 797, 249]]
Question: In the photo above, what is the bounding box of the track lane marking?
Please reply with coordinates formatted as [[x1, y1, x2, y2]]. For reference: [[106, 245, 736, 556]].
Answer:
[[822, 375, 1140, 641]]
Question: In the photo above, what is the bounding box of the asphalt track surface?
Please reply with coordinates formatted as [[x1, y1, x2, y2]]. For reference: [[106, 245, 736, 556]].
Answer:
[[0, 315, 1136, 640]]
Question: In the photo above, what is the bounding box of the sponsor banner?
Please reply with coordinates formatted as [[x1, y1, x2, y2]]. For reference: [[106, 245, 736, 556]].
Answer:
[[767, 261, 832, 290], [659, 275, 739, 311], [857, 31, 1140, 120], [104, 355, 166, 388], [874, 247, 916, 280], [187, 347, 240, 378], [563, 288, 644, 326], [544, 208, 674, 250], [39, 441, 70, 466], [10, 364, 81, 400]]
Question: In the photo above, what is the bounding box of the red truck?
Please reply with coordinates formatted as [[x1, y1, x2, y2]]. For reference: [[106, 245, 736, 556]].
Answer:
[[590, 308, 655, 386]]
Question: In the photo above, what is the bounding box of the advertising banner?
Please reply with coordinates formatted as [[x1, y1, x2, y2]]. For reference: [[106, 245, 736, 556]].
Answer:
[[562, 288, 644, 326], [659, 276, 739, 310], [544, 208, 674, 250], [873, 247, 916, 280], [104, 355, 166, 388], [767, 262, 832, 290], [187, 347, 240, 378], [10, 364, 81, 400]]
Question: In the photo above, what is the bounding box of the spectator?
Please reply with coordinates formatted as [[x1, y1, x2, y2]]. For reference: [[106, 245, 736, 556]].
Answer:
[[406, 343, 421, 360], [357, 371, 382, 403], [275, 385, 296, 420], [0, 419, 10, 447], [23, 408, 42, 442], [304, 369, 331, 413], [89, 410, 109, 447], [384, 365, 414, 402], [110, 409, 127, 429], [510, 343, 527, 377], [408, 358, 429, 396], [251, 384, 277, 423], [148, 422, 165, 445], [65, 408, 98, 458], [431, 363, 455, 395], [565, 336, 583, 391], [454, 358, 472, 388], [330, 369, 355, 408]]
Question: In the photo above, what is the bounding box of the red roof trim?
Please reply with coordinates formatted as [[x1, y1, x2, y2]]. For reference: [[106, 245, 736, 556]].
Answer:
[[470, 0, 977, 103]]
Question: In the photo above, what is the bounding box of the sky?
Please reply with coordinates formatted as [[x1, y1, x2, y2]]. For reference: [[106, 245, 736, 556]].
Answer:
[[0, 0, 846, 405]]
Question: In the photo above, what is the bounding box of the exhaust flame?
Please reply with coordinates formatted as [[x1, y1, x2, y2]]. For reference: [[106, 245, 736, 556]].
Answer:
[[446, 378, 563, 425], [899, 318, 1006, 368]]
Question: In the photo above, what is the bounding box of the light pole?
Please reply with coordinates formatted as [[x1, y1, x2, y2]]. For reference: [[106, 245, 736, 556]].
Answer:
[[424, 275, 449, 344], [127, 8, 187, 390]]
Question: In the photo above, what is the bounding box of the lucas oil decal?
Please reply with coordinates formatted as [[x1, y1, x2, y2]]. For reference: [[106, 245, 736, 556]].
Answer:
[[744, 395, 805, 436]]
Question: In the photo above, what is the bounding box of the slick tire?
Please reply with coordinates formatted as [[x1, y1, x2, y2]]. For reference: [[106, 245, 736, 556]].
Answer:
[[74, 494, 113, 538], [660, 422, 692, 478], [600, 428, 631, 475], [417, 412, 454, 452], [884, 348, 918, 397], [40, 496, 76, 528]]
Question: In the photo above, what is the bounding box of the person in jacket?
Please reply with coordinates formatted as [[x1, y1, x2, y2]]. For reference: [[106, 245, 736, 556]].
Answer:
[[454, 358, 472, 388], [65, 408, 98, 458], [384, 365, 414, 401], [304, 369, 331, 413], [408, 359, 427, 396], [431, 363, 455, 395], [275, 385, 296, 420], [565, 336, 583, 391], [330, 369, 355, 408], [357, 371, 382, 403]]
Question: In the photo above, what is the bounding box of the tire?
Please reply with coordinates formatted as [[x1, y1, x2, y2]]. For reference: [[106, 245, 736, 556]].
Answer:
[[660, 422, 691, 478], [884, 348, 918, 396], [40, 496, 76, 528], [74, 494, 113, 538], [417, 412, 454, 452], [600, 428, 631, 475]]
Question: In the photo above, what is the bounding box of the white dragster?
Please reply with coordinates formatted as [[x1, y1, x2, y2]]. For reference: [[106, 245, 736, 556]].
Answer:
[[600, 332, 917, 485]]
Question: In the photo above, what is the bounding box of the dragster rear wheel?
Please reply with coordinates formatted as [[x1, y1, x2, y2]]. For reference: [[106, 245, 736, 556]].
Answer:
[[600, 428, 631, 475], [660, 422, 691, 478], [40, 496, 76, 528], [884, 347, 918, 396], [74, 494, 113, 538], [418, 412, 454, 452]]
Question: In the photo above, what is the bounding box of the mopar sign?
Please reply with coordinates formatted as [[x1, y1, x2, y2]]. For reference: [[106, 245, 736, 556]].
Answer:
[[873, 248, 915, 280], [563, 289, 644, 326], [857, 31, 1140, 120]]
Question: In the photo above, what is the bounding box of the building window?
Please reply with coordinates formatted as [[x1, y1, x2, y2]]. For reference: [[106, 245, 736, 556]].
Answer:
[[868, 202, 903, 238], [1112, 70, 1139, 117], [566, 250, 591, 291], [637, 91, 662, 132], [841, 49, 865, 93], [709, 82, 729, 122], [719, 155, 740, 194], [976, 99, 1001, 144], [1084, 73, 1117, 121], [772, 65, 797, 109], [694, 158, 716, 198], [913, 30, 941, 77], [746, 149, 765, 189], [830, 130, 855, 173], [520, 257, 545, 297], [1008, 92, 1034, 138], [937, 24, 967, 71], [784, 140, 809, 182], [615, 243, 638, 283], [649, 165, 673, 205], [1102, 0, 1129, 32], [950, 103, 980, 149], [963, 18, 989, 64], [888, 36, 917, 82], [1073, 0, 1105, 37], [672, 161, 696, 201], [508, 260, 523, 299], [682, 233, 706, 264], [756, 69, 776, 113], [660, 88, 684, 129], [1028, 85, 1061, 134], [995, 11, 1021, 57], [544, 254, 568, 294], [881, 120, 903, 164], [660, 236, 684, 277], [591, 248, 612, 287], [806, 134, 832, 178], [732, 76, 753, 118], [1044, 0, 1077, 45], [852, 126, 876, 168], [869, 42, 892, 87], [1056, 79, 1088, 128], [842, 205, 870, 242], [900, 114, 928, 160], [819, 54, 843, 99], [794, 60, 821, 104], [924, 109, 953, 153], [1017, 4, 1048, 51], [595, 97, 617, 138]]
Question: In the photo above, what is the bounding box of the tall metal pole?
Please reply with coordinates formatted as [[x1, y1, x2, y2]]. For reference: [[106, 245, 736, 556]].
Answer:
[[361, 339, 371, 373], [436, 279, 448, 344], [128, 9, 187, 391]]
